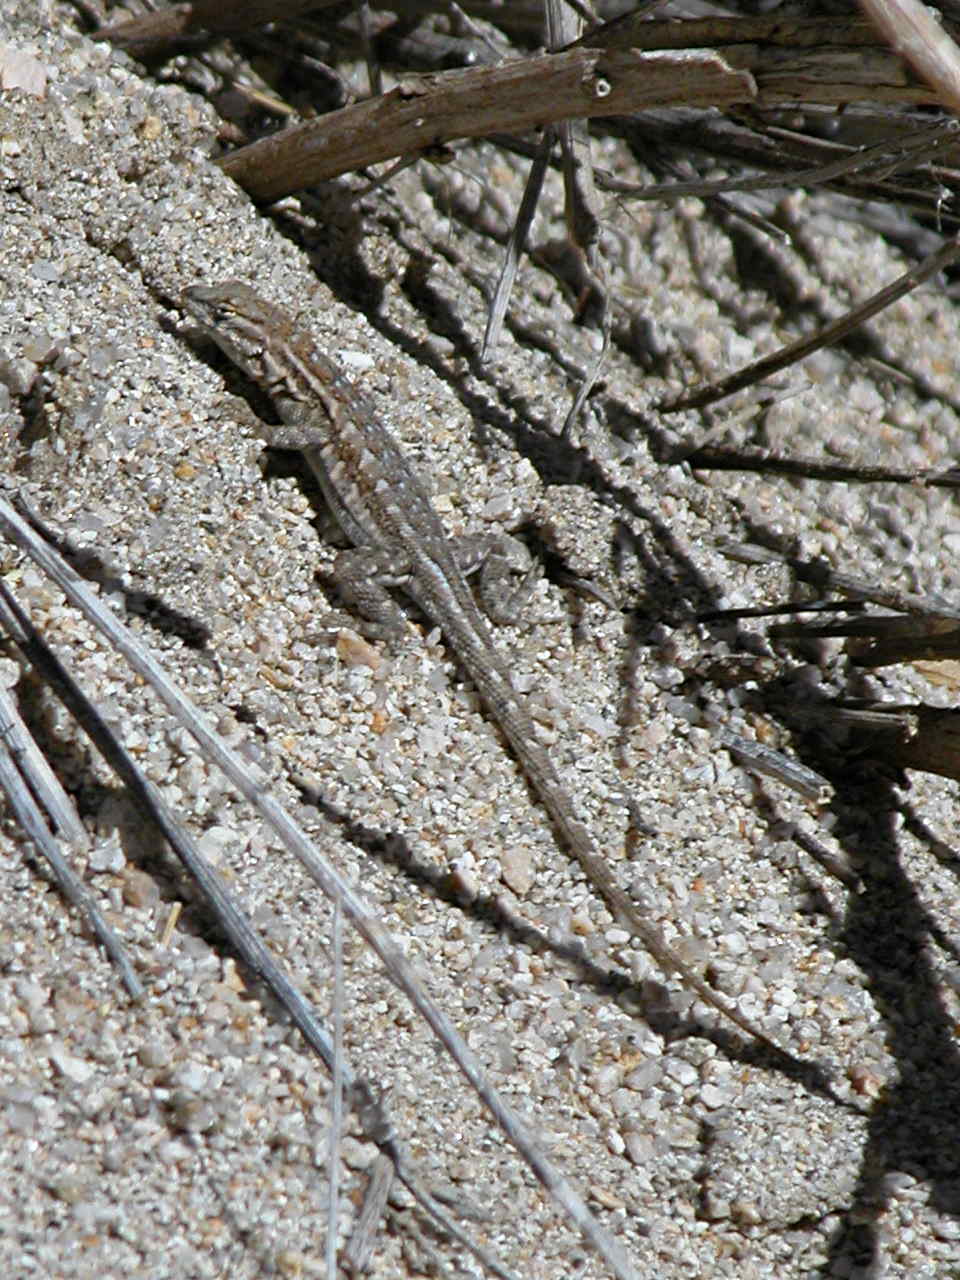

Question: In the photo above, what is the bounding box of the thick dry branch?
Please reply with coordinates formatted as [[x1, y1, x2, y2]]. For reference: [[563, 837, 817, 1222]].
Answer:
[[830, 702, 960, 781], [579, 14, 949, 106], [218, 47, 757, 201], [773, 613, 960, 667], [214, 15, 950, 201], [100, 7, 947, 200], [577, 14, 881, 52]]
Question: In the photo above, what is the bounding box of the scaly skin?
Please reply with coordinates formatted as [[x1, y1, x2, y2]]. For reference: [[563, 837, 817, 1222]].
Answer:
[[183, 280, 795, 1057]]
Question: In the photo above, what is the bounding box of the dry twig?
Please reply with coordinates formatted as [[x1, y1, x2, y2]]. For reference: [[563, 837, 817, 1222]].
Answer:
[[217, 45, 756, 201], [0, 667, 142, 999], [664, 235, 960, 412]]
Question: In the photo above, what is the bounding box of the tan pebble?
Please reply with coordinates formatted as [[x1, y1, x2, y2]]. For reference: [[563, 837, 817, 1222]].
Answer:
[[121, 867, 161, 909], [589, 1184, 626, 1211], [447, 864, 477, 902], [500, 846, 534, 896], [731, 1199, 762, 1226], [848, 1063, 883, 1097], [275, 1249, 304, 1277], [336, 628, 382, 670], [48, 1176, 85, 1205], [570, 911, 594, 936]]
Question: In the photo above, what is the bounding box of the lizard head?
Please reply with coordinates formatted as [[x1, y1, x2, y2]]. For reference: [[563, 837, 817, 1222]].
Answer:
[[182, 280, 289, 386]]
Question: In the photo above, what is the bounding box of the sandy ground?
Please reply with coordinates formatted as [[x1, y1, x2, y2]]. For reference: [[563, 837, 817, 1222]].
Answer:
[[2, 5, 960, 1277]]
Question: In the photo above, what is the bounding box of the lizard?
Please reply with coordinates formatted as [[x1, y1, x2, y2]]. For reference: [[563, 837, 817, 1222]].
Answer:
[[181, 279, 793, 1057]]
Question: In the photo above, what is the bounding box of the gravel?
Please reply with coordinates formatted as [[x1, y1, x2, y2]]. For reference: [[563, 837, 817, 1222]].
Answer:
[[1, 4, 960, 1277]]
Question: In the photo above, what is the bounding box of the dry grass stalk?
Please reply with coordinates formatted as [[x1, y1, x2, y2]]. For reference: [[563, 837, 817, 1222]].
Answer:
[[0, 659, 142, 999], [859, 0, 960, 112], [664, 235, 960, 411], [0, 495, 635, 1280]]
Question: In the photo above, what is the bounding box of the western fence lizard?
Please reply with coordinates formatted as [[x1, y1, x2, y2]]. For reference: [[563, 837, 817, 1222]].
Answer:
[[182, 279, 789, 1055]]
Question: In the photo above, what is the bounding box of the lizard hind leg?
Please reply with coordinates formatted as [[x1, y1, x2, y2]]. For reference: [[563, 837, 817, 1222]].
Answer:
[[328, 546, 414, 643], [455, 532, 539, 627]]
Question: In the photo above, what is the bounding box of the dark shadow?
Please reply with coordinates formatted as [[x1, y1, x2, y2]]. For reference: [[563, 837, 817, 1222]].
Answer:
[[749, 678, 960, 1275], [299, 780, 844, 1102]]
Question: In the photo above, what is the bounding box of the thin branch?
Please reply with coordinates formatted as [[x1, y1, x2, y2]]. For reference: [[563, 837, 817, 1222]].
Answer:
[[217, 46, 758, 200], [683, 444, 960, 488], [597, 118, 959, 202], [712, 724, 833, 805], [0, 683, 85, 842], [96, 0, 334, 60], [663, 234, 960, 412], [327, 897, 344, 1280], [720, 540, 960, 620], [481, 128, 553, 360]]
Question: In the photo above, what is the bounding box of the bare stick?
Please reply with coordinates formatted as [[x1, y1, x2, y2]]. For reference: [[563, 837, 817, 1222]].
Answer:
[[327, 896, 344, 1280], [481, 128, 553, 360], [598, 118, 959, 202], [0, 627, 142, 999], [720, 540, 960, 621], [772, 612, 960, 667], [218, 46, 757, 200], [684, 444, 960, 488], [712, 725, 833, 806], [96, 0, 335, 60], [342, 1154, 393, 1274], [835, 702, 960, 780], [0, 683, 85, 842]]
